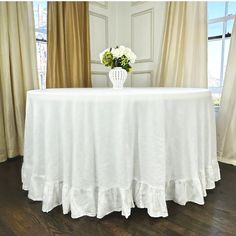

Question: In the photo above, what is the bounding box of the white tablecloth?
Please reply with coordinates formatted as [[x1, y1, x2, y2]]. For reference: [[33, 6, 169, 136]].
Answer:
[[22, 88, 220, 218]]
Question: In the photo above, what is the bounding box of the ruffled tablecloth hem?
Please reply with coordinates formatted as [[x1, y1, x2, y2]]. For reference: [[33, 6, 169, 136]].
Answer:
[[22, 162, 220, 219]]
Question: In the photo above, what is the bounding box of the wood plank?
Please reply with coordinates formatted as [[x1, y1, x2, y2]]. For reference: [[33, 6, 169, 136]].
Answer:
[[0, 157, 235, 236]]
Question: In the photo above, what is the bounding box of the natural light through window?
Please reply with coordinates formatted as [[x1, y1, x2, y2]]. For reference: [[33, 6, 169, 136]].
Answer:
[[208, 1, 236, 106], [33, 2, 47, 89]]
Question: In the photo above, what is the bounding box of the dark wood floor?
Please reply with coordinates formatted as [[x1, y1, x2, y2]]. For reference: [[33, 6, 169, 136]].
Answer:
[[0, 157, 236, 236]]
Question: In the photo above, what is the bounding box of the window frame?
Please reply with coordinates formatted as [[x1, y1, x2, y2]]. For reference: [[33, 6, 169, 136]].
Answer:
[[208, 2, 236, 95]]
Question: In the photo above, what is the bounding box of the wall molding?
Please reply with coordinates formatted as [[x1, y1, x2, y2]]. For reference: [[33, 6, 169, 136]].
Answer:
[[131, 70, 153, 86], [91, 71, 109, 86], [90, 11, 109, 64], [131, 2, 144, 7], [92, 1, 108, 9], [131, 8, 154, 63]]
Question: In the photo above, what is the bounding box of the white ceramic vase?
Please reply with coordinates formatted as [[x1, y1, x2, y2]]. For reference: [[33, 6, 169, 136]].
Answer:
[[109, 67, 127, 89]]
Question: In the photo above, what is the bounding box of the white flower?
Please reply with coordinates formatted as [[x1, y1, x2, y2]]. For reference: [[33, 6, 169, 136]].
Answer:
[[129, 52, 136, 63], [111, 45, 127, 58], [111, 48, 120, 58], [99, 46, 136, 65], [119, 45, 126, 55], [124, 47, 131, 58], [124, 47, 136, 63], [110, 46, 137, 63]]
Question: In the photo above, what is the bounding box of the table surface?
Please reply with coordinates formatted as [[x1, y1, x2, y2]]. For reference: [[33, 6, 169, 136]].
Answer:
[[28, 88, 211, 96], [22, 87, 220, 219]]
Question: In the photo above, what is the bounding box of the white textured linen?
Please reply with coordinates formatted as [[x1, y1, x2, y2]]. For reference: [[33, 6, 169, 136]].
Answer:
[[22, 88, 220, 218]]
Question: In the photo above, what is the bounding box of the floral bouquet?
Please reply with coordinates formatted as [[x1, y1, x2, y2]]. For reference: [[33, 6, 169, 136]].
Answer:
[[100, 46, 136, 72]]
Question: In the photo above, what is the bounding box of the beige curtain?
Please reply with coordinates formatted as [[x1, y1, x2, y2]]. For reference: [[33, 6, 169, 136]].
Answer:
[[217, 19, 236, 166], [47, 2, 91, 88], [154, 2, 208, 88], [0, 2, 38, 163]]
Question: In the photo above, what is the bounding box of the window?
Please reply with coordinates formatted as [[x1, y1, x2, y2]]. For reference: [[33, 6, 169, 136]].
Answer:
[[208, 2, 236, 106], [33, 2, 47, 89]]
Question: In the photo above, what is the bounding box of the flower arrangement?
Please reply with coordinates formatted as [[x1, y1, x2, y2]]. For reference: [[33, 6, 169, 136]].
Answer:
[[100, 46, 136, 72]]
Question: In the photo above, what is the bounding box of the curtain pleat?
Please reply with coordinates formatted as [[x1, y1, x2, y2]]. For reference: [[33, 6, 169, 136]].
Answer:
[[46, 2, 91, 88], [217, 19, 236, 166], [0, 2, 38, 163], [154, 2, 208, 88]]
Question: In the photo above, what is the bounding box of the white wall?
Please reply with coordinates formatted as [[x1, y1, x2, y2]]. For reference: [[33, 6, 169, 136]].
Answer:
[[89, 1, 167, 87]]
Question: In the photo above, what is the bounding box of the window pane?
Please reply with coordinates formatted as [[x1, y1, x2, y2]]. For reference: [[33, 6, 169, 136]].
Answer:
[[226, 19, 234, 34], [208, 2, 226, 20], [228, 2, 236, 15], [33, 2, 47, 40], [208, 40, 222, 88], [33, 2, 47, 89], [208, 22, 223, 37], [36, 42, 47, 88]]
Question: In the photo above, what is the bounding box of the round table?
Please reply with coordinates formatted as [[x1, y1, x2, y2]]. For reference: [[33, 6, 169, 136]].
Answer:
[[22, 88, 220, 218]]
